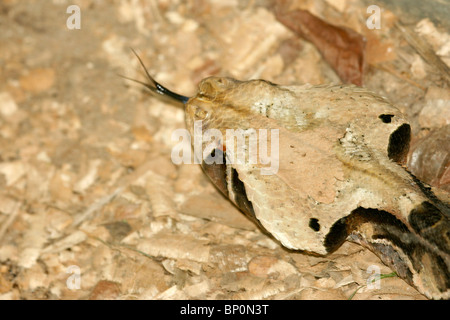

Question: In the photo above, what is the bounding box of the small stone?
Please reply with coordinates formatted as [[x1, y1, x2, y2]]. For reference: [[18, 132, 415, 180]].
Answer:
[[0, 92, 18, 117]]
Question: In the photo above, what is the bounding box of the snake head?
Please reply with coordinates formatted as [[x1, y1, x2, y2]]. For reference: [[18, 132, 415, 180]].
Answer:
[[128, 51, 450, 300]]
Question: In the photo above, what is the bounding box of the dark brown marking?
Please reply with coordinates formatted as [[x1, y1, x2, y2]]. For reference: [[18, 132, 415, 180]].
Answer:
[[324, 216, 348, 253], [409, 201, 450, 253], [410, 202, 442, 231], [231, 168, 255, 219], [387, 123, 411, 163], [325, 207, 450, 294], [408, 173, 450, 218], [309, 218, 320, 231], [201, 149, 228, 197], [229, 168, 277, 236]]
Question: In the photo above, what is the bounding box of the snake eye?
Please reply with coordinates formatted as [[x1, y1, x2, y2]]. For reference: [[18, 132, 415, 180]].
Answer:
[[379, 114, 394, 123]]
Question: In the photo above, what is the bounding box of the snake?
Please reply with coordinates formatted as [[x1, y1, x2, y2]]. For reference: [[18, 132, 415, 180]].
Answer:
[[126, 50, 450, 299]]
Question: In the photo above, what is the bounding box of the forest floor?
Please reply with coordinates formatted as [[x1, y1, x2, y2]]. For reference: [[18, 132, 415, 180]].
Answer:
[[0, 0, 448, 300]]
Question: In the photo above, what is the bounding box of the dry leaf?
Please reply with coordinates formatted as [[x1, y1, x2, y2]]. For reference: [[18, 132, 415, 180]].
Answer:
[[20, 68, 56, 94], [274, 0, 366, 85], [408, 125, 450, 191]]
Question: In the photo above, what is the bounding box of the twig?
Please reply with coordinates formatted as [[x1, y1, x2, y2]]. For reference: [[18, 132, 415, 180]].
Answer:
[[371, 63, 426, 91], [0, 201, 21, 243], [396, 22, 450, 86], [72, 158, 157, 227]]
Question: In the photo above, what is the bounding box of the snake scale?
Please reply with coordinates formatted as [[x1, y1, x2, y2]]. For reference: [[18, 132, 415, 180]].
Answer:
[[127, 51, 450, 300]]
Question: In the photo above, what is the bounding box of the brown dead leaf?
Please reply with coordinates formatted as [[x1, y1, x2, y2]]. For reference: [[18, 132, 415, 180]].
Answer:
[[179, 191, 256, 230], [0, 273, 13, 294], [88, 280, 121, 300], [397, 22, 450, 85], [248, 255, 282, 278], [407, 124, 450, 191], [131, 126, 154, 143], [108, 149, 147, 169], [365, 33, 396, 65], [20, 68, 55, 94], [274, 0, 365, 85], [278, 38, 304, 66]]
